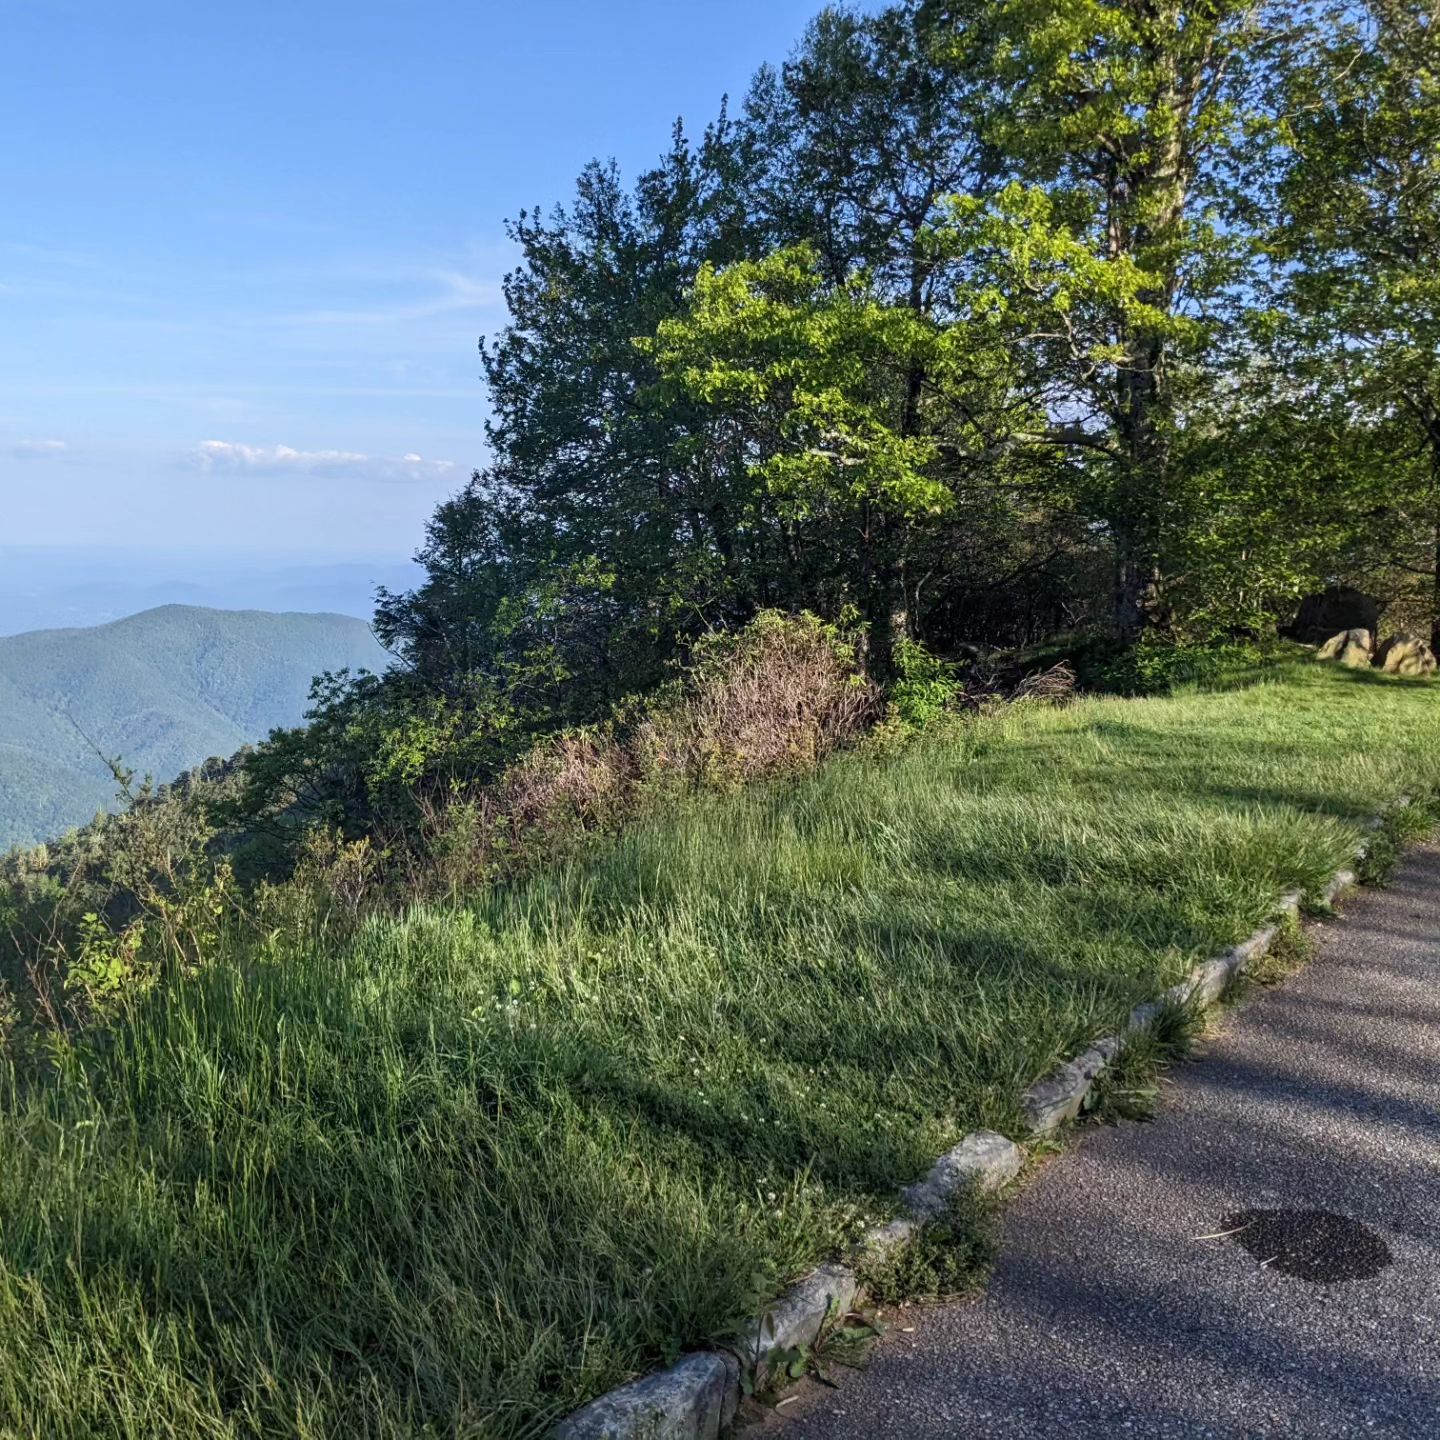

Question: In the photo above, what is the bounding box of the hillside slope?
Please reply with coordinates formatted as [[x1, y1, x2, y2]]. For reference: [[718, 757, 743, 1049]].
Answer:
[[0, 605, 389, 850], [0, 660, 1434, 1438]]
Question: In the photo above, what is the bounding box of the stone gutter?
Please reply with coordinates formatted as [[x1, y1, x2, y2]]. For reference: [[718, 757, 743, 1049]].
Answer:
[[551, 803, 1407, 1439]]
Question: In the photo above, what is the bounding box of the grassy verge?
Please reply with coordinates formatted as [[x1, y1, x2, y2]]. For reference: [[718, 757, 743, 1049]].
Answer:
[[1, 661, 1436, 1438]]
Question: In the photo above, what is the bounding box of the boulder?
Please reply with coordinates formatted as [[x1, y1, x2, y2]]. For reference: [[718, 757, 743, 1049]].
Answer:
[[1316, 629, 1374, 668], [1375, 632, 1438, 677], [1287, 587, 1383, 645]]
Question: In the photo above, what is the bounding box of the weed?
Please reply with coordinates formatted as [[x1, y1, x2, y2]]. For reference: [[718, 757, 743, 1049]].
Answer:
[[1242, 915, 1317, 988], [858, 1190, 1000, 1306], [1083, 1000, 1202, 1124], [747, 1308, 885, 1400], [1358, 793, 1437, 886]]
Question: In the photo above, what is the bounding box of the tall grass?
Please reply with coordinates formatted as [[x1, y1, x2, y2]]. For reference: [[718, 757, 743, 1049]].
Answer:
[[0, 662, 1435, 1438]]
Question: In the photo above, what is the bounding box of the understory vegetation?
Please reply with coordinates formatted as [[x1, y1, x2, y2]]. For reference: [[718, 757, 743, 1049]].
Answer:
[[1, 661, 1436, 1437]]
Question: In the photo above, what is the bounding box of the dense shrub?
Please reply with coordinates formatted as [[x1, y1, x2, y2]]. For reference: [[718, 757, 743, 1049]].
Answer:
[[415, 611, 877, 898], [1090, 634, 1283, 696], [886, 639, 966, 731]]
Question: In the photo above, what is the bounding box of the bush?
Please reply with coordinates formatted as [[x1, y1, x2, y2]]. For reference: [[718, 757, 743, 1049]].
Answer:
[[417, 611, 878, 898], [1091, 634, 1278, 696], [886, 639, 965, 731]]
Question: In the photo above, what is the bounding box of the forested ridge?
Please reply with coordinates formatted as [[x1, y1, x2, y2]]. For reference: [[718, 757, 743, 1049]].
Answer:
[[0, 606, 389, 852]]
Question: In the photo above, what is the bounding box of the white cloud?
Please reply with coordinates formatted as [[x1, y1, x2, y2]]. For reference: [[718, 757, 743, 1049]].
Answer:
[[194, 439, 460, 483], [276, 269, 505, 328], [11, 438, 67, 457]]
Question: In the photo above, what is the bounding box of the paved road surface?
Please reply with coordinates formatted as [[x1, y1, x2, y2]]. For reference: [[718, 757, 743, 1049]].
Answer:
[[772, 847, 1440, 1438]]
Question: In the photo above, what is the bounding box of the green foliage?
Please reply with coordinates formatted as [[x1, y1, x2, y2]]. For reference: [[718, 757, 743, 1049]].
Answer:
[[650, 247, 946, 512], [1267, 0, 1440, 637], [1082, 999, 1201, 1125], [1274, 2, 1440, 426], [276, 0, 1440, 734], [859, 1190, 1000, 1306], [1356, 793, 1438, 887], [65, 911, 150, 1022], [1090, 632, 1280, 695], [217, 610, 875, 902], [931, 0, 1274, 635], [887, 639, 965, 731], [1, 756, 241, 1032], [225, 665, 534, 849], [1241, 913, 1317, 988], [4, 5, 1440, 1432]]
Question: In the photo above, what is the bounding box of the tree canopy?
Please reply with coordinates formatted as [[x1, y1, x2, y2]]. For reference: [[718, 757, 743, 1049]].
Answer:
[[289, 0, 1437, 839]]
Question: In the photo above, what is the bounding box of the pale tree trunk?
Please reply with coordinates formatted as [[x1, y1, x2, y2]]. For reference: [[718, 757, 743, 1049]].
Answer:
[[1107, 28, 1190, 642]]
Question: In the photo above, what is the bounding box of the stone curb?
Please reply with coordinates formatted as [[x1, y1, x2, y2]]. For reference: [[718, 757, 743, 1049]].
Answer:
[[552, 803, 1406, 1437], [550, 1352, 740, 1440], [551, 1133, 1023, 1439]]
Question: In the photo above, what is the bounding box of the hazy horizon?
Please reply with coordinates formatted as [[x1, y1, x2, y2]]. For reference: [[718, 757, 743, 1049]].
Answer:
[[0, 542, 424, 637]]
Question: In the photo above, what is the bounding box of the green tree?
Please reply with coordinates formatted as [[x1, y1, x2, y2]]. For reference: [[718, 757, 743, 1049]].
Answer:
[[1274, 0, 1440, 644], [927, 0, 1271, 638], [380, 4, 1099, 693], [646, 239, 1051, 671], [377, 123, 767, 710]]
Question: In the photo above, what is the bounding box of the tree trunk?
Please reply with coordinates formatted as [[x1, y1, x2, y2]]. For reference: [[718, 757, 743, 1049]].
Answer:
[[1111, 358, 1168, 643], [1114, 547, 1149, 645], [863, 556, 909, 679]]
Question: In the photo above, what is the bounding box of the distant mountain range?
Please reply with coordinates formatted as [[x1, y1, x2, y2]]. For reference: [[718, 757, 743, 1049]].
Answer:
[[0, 605, 390, 851], [0, 546, 423, 637]]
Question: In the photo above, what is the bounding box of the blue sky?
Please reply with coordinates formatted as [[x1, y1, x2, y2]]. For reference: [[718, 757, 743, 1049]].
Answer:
[[0, 0, 830, 561]]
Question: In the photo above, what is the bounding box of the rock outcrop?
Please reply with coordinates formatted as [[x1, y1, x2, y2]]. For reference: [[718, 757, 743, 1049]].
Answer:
[[1316, 629, 1375, 668], [1375, 632, 1438, 676], [1287, 588, 1383, 645]]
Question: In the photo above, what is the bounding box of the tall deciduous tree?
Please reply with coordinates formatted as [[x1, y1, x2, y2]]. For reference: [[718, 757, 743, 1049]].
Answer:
[[1275, 0, 1440, 644], [644, 244, 1037, 667], [927, 0, 1268, 638], [377, 121, 767, 711]]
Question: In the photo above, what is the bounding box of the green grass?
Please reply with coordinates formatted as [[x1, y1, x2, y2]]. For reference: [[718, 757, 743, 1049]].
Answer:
[[1, 661, 1437, 1438]]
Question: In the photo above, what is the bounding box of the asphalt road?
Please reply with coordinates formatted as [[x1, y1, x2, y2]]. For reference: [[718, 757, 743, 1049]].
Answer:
[[768, 847, 1440, 1439]]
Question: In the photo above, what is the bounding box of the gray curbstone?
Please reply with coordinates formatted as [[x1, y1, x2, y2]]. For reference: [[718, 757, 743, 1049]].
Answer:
[[1186, 955, 1235, 1007], [731, 1263, 858, 1374], [900, 1129, 1024, 1219], [860, 1215, 918, 1258], [1127, 997, 1164, 1031], [1036, 906, 1297, 1137], [1322, 867, 1357, 906], [550, 1352, 739, 1440], [1229, 922, 1279, 972], [1021, 1036, 1120, 1134]]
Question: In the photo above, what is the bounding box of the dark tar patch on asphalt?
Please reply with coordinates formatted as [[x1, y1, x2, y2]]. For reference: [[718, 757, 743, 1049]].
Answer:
[[1221, 1207, 1393, 1283]]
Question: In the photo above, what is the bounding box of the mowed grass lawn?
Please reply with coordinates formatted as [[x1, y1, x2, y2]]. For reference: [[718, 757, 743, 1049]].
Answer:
[[1, 661, 1436, 1438]]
